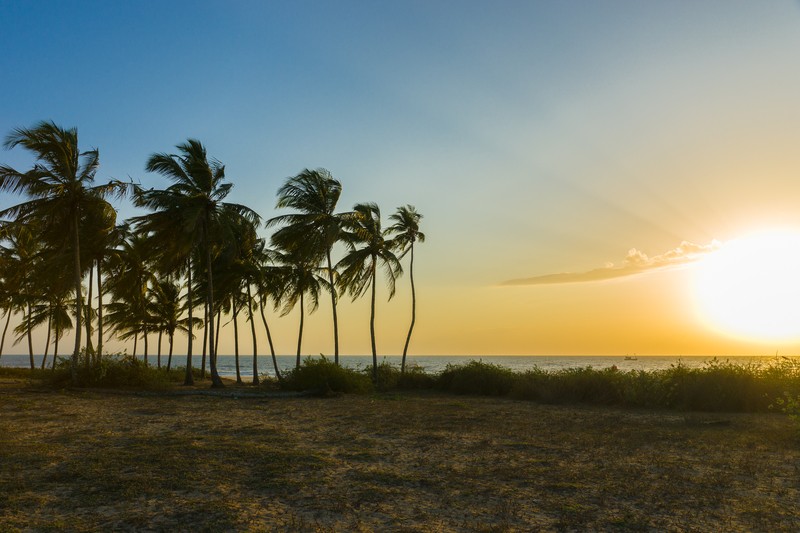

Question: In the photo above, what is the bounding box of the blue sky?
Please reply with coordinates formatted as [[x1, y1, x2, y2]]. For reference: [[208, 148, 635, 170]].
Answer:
[[3, 1, 800, 356]]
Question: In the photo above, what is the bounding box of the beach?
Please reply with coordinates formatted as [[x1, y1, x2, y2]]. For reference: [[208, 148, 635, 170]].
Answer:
[[1, 377, 799, 531]]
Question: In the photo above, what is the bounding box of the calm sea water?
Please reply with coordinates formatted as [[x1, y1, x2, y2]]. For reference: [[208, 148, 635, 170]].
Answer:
[[1, 353, 793, 380]]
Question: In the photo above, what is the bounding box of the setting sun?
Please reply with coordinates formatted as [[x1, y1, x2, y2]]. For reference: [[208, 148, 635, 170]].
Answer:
[[692, 230, 800, 342]]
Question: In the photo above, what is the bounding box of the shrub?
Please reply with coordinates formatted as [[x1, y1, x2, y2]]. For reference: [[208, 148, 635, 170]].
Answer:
[[772, 392, 800, 432], [436, 360, 515, 396], [282, 356, 373, 394], [47, 354, 173, 390], [371, 361, 401, 391], [663, 359, 774, 412], [397, 364, 437, 390], [0, 366, 53, 380]]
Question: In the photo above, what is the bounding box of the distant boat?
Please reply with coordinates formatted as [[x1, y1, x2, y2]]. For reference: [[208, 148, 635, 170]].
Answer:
[[624, 355, 638, 361]]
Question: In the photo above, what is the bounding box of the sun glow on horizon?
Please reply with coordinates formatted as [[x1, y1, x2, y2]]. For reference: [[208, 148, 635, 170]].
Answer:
[[692, 229, 800, 343]]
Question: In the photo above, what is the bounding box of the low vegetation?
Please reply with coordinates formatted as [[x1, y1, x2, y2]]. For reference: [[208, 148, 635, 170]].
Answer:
[[8, 356, 800, 417]]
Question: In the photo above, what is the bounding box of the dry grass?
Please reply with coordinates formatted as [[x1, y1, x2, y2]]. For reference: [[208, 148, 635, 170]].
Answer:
[[1, 377, 800, 531]]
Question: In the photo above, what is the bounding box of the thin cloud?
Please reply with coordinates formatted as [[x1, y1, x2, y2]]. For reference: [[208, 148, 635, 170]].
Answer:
[[502, 240, 721, 286]]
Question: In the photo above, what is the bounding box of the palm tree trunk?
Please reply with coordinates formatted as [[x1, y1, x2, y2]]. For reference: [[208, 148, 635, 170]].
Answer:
[[168, 331, 175, 372], [296, 292, 304, 369], [259, 299, 281, 381], [143, 331, 149, 366], [214, 308, 221, 361], [41, 310, 52, 370], [206, 224, 224, 388], [133, 333, 138, 360], [247, 283, 259, 385], [233, 298, 242, 384], [53, 327, 60, 371], [71, 211, 82, 383], [97, 258, 104, 362], [200, 299, 207, 379], [401, 244, 416, 373], [85, 267, 94, 357], [326, 249, 339, 365], [26, 300, 34, 370], [184, 257, 194, 386], [157, 330, 163, 369], [370, 259, 378, 383], [0, 308, 11, 361]]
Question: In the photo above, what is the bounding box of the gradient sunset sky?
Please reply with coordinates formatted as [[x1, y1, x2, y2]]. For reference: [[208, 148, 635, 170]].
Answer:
[[3, 1, 800, 356]]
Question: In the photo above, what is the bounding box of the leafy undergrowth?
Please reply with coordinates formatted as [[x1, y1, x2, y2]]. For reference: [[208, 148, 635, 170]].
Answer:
[[6, 356, 800, 414], [14, 354, 206, 390], [434, 358, 800, 413]]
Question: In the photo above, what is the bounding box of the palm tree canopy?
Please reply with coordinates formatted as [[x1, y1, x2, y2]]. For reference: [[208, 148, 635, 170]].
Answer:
[[271, 247, 328, 317], [267, 168, 345, 262], [0, 121, 127, 230], [387, 205, 425, 257], [134, 139, 260, 265], [337, 202, 403, 300]]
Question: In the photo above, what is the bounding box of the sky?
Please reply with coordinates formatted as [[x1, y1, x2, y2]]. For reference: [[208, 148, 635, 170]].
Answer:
[[2, 1, 800, 357]]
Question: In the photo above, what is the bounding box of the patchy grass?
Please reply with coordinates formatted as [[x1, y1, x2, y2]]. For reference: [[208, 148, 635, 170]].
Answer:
[[1, 380, 799, 531]]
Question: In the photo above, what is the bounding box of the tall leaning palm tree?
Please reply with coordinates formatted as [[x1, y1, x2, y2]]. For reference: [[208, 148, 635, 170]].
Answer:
[[387, 205, 425, 373], [0, 121, 126, 380], [268, 169, 346, 364], [337, 203, 402, 382], [137, 139, 260, 388]]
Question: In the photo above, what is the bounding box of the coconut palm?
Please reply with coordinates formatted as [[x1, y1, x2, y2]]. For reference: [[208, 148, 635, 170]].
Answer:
[[219, 217, 265, 384], [148, 278, 197, 371], [105, 228, 157, 363], [0, 121, 126, 380], [387, 205, 425, 373], [272, 247, 328, 369], [0, 239, 17, 362], [0, 221, 44, 369], [337, 203, 402, 382], [81, 199, 120, 362], [137, 139, 260, 388], [268, 169, 347, 364], [254, 246, 283, 381]]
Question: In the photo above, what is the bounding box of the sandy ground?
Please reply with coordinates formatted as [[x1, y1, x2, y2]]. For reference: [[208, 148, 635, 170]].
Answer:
[[1, 378, 800, 531]]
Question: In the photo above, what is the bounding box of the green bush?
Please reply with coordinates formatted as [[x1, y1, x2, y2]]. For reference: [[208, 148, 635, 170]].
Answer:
[[661, 359, 786, 412], [397, 364, 437, 390], [0, 366, 53, 380], [371, 361, 401, 391], [512, 366, 633, 406], [282, 357, 373, 394], [436, 360, 515, 396], [48, 354, 173, 390]]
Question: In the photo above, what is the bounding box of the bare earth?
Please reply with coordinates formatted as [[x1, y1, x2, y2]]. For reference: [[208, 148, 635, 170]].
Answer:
[[1, 378, 799, 532]]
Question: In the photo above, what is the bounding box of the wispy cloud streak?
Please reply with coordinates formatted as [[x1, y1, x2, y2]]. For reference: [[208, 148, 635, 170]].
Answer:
[[502, 240, 721, 286]]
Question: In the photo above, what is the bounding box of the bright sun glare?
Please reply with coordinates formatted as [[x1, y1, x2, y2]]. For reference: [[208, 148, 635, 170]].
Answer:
[[693, 229, 800, 342]]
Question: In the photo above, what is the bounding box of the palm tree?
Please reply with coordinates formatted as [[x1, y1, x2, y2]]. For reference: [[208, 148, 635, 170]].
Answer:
[[0, 241, 17, 363], [0, 221, 44, 369], [337, 203, 402, 382], [268, 169, 346, 364], [137, 139, 260, 388], [105, 228, 157, 364], [81, 199, 120, 362], [148, 278, 197, 371], [222, 218, 265, 384], [272, 247, 327, 369], [387, 205, 425, 373], [0, 121, 126, 380], [254, 246, 283, 381]]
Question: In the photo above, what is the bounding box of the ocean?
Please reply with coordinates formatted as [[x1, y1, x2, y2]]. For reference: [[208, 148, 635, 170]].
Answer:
[[1, 353, 791, 380]]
